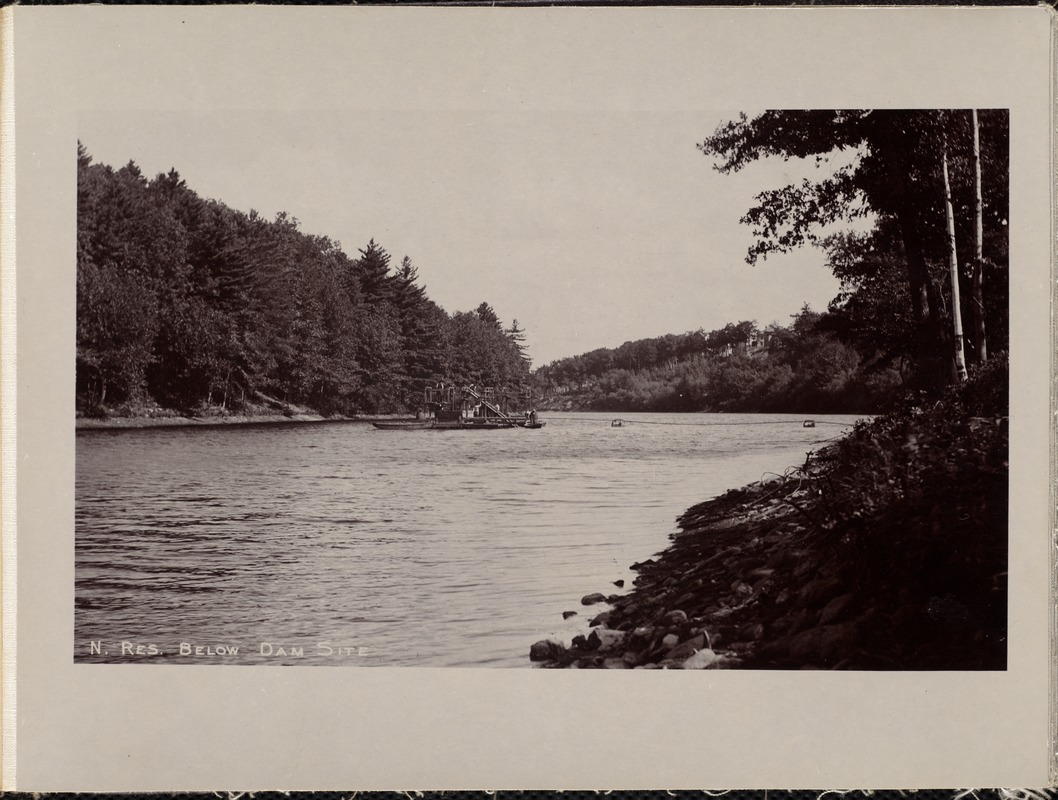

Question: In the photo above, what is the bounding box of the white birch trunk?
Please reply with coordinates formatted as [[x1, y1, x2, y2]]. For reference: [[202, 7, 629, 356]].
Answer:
[[942, 140, 968, 382]]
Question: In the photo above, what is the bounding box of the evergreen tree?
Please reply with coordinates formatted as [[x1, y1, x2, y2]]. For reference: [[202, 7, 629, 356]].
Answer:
[[392, 256, 447, 407], [355, 239, 393, 301], [75, 145, 533, 417], [505, 319, 532, 372], [475, 302, 502, 331]]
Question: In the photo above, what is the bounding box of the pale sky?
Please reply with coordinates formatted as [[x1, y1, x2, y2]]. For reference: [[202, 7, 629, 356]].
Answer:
[[79, 109, 848, 366]]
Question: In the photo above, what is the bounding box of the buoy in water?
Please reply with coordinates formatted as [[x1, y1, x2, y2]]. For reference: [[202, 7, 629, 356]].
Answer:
[[803, 420, 816, 428], [611, 419, 623, 427]]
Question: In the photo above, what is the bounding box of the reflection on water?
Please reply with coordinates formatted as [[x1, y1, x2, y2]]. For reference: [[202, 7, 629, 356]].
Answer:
[[75, 412, 861, 666]]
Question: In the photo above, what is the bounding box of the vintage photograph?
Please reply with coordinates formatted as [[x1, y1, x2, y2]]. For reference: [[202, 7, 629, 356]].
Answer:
[[74, 108, 1009, 670]]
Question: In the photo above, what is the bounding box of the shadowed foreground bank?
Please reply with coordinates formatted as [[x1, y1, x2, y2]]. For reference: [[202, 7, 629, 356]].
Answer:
[[532, 359, 1008, 670]]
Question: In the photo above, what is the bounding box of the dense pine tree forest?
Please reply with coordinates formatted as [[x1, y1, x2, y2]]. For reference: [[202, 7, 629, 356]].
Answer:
[[76, 144, 531, 418]]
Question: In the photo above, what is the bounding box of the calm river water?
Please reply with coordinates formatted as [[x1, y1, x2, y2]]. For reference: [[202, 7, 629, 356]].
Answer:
[[75, 411, 862, 667]]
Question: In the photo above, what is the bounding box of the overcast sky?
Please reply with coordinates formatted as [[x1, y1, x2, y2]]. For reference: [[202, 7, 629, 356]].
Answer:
[[79, 109, 849, 366]]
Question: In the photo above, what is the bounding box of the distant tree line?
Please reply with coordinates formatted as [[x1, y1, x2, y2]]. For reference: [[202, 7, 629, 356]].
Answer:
[[76, 144, 530, 417], [533, 306, 905, 413]]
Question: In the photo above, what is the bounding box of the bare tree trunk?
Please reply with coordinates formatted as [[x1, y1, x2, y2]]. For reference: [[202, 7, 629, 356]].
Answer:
[[942, 138, 968, 382], [970, 108, 988, 363]]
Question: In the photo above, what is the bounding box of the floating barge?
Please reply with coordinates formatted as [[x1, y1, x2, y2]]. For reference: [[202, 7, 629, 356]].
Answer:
[[373, 384, 544, 431]]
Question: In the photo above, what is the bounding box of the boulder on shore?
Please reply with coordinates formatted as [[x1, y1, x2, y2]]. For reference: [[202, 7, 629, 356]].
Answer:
[[530, 639, 566, 662], [663, 609, 689, 626], [581, 592, 608, 606], [681, 648, 720, 669], [589, 610, 612, 627], [587, 627, 626, 650]]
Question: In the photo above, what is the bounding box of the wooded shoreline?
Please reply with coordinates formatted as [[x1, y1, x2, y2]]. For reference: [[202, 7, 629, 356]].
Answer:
[[75, 412, 412, 431]]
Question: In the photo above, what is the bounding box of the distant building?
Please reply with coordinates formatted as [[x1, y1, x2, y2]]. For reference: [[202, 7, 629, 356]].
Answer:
[[718, 332, 770, 359]]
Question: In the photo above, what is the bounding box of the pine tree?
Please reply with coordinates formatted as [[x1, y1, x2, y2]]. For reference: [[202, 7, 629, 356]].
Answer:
[[355, 239, 393, 301], [505, 319, 531, 370]]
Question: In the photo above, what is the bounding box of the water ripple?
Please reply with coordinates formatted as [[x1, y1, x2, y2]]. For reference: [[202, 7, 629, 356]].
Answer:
[[75, 411, 862, 667]]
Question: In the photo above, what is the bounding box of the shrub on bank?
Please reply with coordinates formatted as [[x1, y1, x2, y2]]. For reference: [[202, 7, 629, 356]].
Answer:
[[808, 355, 1009, 668]]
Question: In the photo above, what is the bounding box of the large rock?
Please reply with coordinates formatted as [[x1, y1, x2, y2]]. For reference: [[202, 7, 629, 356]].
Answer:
[[788, 622, 858, 663], [581, 592, 608, 606], [666, 633, 707, 660], [589, 610, 612, 627], [588, 628, 626, 650], [673, 591, 698, 609], [756, 637, 790, 661], [681, 648, 720, 669], [663, 609, 689, 626], [630, 626, 656, 644], [530, 639, 566, 662], [739, 622, 765, 642], [801, 577, 843, 608]]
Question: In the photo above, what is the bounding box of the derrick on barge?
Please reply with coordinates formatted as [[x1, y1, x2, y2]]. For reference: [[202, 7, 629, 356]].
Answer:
[[372, 384, 545, 430]]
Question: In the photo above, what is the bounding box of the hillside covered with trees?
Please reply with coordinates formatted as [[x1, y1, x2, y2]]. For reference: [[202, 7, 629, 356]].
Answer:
[[80, 110, 1007, 421], [536, 109, 1008, 414], [533, 309, 904, 414], [76, 144, 531, 418]]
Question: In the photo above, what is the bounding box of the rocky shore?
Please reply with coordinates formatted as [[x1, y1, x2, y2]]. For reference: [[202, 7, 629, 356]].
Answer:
[[531, 467, 858, 669], [531, 363, 1009, 670]]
